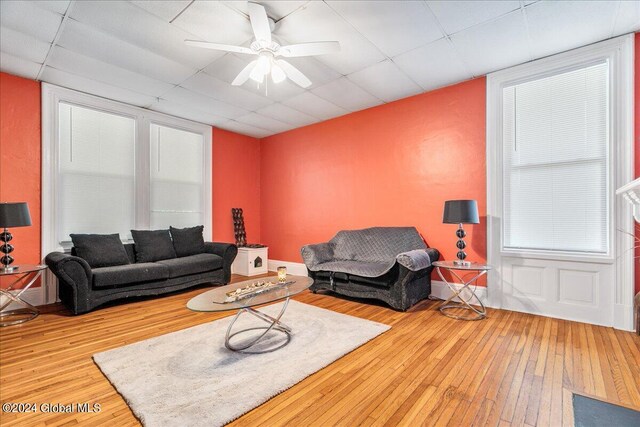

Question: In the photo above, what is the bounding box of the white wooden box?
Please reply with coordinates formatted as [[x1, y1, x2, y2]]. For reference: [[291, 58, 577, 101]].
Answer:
[[232, 247, 268, 276]]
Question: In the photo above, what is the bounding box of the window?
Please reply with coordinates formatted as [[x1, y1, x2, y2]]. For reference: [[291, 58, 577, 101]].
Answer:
[[502, 62, 609, 254], [150, 124, 205, 229], [43, 85, 212, 252], [58, 103, 136, 240]]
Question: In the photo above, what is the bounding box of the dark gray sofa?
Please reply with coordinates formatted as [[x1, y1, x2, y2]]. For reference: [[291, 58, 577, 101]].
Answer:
[[301, 227, 439, 311], [45, 242, 237, 314]]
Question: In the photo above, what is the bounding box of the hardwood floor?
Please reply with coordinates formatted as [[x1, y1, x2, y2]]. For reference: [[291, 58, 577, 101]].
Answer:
[[1, 274, 639, 426]]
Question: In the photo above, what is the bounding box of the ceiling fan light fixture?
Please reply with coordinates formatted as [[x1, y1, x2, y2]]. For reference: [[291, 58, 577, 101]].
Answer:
[[185, 2, 340, 90]]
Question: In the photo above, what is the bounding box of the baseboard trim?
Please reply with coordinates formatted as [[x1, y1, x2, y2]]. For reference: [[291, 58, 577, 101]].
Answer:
[[268, 260, 308, 276], [0, 287, 46, 310]]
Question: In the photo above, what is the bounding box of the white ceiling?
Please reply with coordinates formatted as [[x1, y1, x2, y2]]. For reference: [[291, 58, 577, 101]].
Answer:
[[1, 0, 638, 138]]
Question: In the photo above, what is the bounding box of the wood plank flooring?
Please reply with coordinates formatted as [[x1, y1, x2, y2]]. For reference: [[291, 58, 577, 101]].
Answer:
[[1, 274, 639, 426]]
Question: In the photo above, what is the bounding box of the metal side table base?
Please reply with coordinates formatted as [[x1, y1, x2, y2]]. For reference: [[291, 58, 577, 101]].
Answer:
[[433, 261, 491, 321], [0, 266, 46, 327], [225, 298, 292, 354]]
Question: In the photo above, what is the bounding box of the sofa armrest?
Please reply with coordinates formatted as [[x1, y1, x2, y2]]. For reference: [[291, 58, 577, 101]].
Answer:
[[396, 248, 440, 271], [203, 243, 237, 283], [45, 252, 93, 314], [301, 242, 334, 269], [204, 242, 238, 263], [45, 252, 92, 284]]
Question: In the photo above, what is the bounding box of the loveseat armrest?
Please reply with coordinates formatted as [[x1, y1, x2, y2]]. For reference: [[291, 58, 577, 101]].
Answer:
[[396, 248, 440, 272], [45, 252, 93, 314], [301, 242, 335, 269]]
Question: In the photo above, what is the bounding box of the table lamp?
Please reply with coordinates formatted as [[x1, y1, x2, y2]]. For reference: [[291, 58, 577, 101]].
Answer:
[[0, 202, 32, 272], [443, 200, 479, 266]]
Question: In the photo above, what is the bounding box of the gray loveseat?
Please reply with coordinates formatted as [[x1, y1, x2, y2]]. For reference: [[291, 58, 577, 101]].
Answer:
[[301, 227, 439, 311], [46, 242, 237, 314]]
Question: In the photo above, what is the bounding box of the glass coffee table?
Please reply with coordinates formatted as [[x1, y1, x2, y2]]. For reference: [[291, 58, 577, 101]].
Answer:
[[187, 275, 313, 353]]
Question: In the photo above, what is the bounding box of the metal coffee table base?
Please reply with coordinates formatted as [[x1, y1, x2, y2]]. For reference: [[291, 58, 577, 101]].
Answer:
[[225, 298, 292, 353]]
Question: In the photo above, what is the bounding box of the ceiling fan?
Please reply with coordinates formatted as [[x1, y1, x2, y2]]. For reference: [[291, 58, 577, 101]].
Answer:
[[185, 2, 340, 89]]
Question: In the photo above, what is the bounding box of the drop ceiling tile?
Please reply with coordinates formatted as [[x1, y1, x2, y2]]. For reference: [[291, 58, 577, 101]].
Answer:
[[171, 0, 253, 45], [220, 120, 273, 138], [0, 0, 62, 43], [0, 52, 41, 80], [347, 59, 422, 103], [311, 77, 382, 112], [450, 10, 531, 76], [148, 100, 229, 127], [525, 1, 620, 59], [203, 54, 306, 102], [282, 91, 349, 120], [40, 66, 158, 107], [426, 0, 521, 35], [327, 1, 443, 57], [70, 1, 223, 70], [181, 72, 274, 111], [393, 38, 471, 91], [161, 87, 249, 119], [255, 103, 318, 127], [275, 1, 385, 75], [0, 27, 51, 64], [613, 1, 640, 35], [130, 0, 191, 22], [57, 19, 196, 84], [47, 46, 175, 97], [33, 1, 70, 15], [223, 1, 308, 21], [235, 113, 293, 134]]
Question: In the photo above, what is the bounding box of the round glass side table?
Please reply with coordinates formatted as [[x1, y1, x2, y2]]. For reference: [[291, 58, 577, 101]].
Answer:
[[432, 261, 492, 321], [0, 265, 47, 326]]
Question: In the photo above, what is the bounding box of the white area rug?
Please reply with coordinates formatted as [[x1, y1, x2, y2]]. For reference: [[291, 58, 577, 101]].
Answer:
[[93, 300, 390, 427]]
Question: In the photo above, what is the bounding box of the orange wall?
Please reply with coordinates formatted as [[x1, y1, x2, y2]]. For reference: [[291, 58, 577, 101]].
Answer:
[[0, 72, 41, 287], [260, 78, 487, 272], [212, 128, 261, 244]]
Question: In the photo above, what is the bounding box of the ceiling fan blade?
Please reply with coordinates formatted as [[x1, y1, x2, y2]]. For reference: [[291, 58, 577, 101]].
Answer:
[[247, 2, 272, 45], [185, 40, 255, 55], [232, 60, 258, 86], [275, 59, 312, 88], [277, 41, 340, 58]]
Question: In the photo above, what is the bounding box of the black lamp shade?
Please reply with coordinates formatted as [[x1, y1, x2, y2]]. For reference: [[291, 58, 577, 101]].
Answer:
[[443, 200, 479, 224], [0, 202, 32, 228]]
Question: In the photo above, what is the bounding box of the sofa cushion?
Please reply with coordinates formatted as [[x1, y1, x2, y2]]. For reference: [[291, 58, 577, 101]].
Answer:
[[131, 229, 176, 263], [170, 225, 205, 257], [93, 263, 169, 288], [70, 233, 130, 268], [313, 260, 392, 278], [156, 253, 223, 278]]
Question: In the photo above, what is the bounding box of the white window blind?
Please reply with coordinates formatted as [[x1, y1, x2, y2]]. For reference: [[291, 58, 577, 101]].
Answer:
[[502, 62, 609, 253], [58, 103, 136, 242], [150, 124, 205, 229]]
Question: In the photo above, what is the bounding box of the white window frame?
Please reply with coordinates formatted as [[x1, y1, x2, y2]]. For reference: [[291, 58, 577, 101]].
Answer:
[[487, 34, 635, 330], [42, 83, 213, 258]]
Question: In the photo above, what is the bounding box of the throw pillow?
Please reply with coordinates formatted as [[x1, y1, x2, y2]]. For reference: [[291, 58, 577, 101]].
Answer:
[[70, 233, 130, 268], [131, 229, 177, 263], [170, 225, 206, 257]]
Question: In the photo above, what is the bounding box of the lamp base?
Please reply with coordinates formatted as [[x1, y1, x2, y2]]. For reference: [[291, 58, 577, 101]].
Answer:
[[453, 260, 471, 267], [1, 266, 17, 273]]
